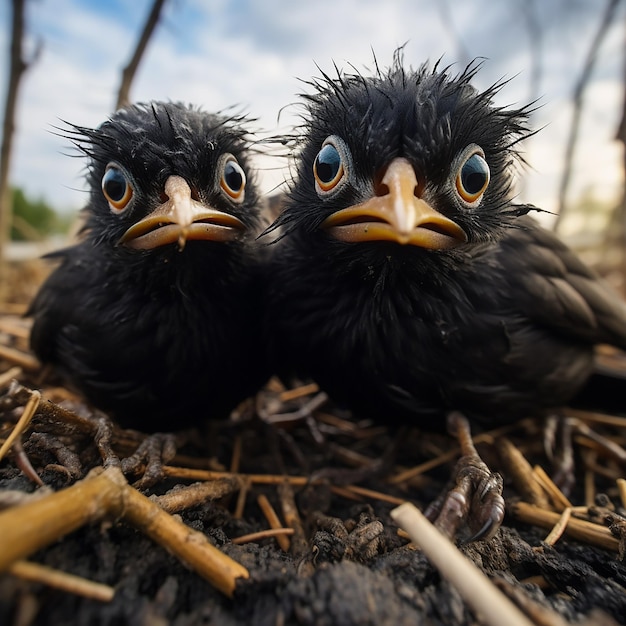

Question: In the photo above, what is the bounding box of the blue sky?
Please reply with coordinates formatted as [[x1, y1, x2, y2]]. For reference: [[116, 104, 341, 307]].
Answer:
[[0, 0, 624, 232]]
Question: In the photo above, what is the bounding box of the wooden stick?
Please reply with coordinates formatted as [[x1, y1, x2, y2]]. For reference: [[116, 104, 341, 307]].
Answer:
[[0, 389, 40, 461], [532, 466, 572, 511], [618, 478, 626, 509], [510, 501, 619, 552], [122, 482, 249, 596], [9, 560, 115, 602], [233, 478, 250, 520], [517, 575, 551, 590], [164, 466, 310, 486], [278, 480, 308, 557], [0, 316, 32, 339], [491, 578, 570, 626], [391, 502, 535, 626], [329, 485, 363, 501], [0, 344, 40, 371], [497, 437, 551, 508], [388, 422, 524, 484], [565, 408, 626, 428], [229, 434, 242, 474], [5, 382, 107, 435], [279, 382, 319, 402], [0, 467, 127, 571], [257, 494, 290, 552], [388, 449, 460, 483], [0, 466, 249, 597], [164, 466, 410, 508], [0, 366, 22, 388], [231, 528, 295, 545], [153, 477, 242, 514], [543, 507, 572, 546], [339, 484, 406, 506], [581, 450, 597, 507], [0, 303, 29, 315]]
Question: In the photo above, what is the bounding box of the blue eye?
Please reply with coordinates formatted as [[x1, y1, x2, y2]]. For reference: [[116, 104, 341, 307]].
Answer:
[[313, 136, 351, 196], [456, 151, 490, 204], [220, 155, 246, 203], [314, 143, 343, 191], [102, 165, 133, 212]]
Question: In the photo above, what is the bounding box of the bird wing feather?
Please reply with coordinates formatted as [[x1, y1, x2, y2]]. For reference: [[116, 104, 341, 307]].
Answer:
[[28, 246, 87, 364], [497, 217, 626, 349]]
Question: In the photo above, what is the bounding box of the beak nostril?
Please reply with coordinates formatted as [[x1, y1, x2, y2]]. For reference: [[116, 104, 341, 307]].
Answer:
[[190, 187, 201, 202], [413, 177, 426, 198], [159, 191, 168, 203], [374, 182, 390, 197]]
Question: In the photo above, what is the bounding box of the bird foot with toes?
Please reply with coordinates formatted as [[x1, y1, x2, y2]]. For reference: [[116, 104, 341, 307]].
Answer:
[[424, 412, 505, 543]]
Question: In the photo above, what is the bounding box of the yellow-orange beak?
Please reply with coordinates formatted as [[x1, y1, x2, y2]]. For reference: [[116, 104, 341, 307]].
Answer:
[[119, 175, 245, 250], [321, 158, 467, 250]]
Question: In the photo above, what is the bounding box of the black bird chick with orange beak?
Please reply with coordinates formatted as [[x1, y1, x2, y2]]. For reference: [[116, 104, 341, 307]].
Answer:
[[29, 102, 268, 431], [265, 58, 626, 539]]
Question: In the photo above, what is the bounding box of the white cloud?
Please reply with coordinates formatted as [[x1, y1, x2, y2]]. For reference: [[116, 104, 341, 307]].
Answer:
[[1, 0, 623, 228]]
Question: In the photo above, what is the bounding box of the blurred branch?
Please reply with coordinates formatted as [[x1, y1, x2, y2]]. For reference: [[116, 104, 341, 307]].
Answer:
[[554, 0, 621, 232], [115, 0, 168, 110], [436, 0, 471, 68], [607, 9, 626, 284], [0, 0, 38, 299], [517, 0, 543, 203], [520, 0, 542, 106]]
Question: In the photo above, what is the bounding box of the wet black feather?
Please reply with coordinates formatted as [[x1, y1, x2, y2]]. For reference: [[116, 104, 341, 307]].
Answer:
[[264, 57, 626, 428], [30, 102, 269, 430]]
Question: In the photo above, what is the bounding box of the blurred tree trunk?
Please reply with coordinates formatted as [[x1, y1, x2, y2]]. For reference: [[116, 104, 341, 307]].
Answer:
[[518, 0, 542, 204], [115, 0, 167, 110], [554, 0, 620, 232], [437, 0, 470, 68], [0, 0, 33, 300], [610, 10, 626, 285]]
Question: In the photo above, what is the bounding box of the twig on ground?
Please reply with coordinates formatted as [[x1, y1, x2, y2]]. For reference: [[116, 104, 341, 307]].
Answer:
[[543, 507, 572, 546], [153, 477, 242, 514], [9, 560, 115, 602], [257, 493, 290, 551], [0, 345, 40, 371], [391, 502, 535, 626], [0, 388, 40, 461], [231, 528, 295, 545], [497, 437, 551, 508], [278, 480, 308, 557], [0, 466, 249, 597], [532, 466, 572, 511], [510, 501, 620, 552]]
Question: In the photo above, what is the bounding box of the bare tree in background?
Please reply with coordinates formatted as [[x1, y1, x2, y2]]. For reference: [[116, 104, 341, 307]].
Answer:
[[437, 0, 471, 68], [115, 0, 168, 110], [554, 0, 621, 232], [520, 0, 543, 106], [610, 10, 626, 282], [0, 0, 39, 297]]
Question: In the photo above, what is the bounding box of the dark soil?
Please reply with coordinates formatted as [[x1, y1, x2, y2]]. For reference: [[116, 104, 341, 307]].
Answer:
[[0, 259, 625, 626]]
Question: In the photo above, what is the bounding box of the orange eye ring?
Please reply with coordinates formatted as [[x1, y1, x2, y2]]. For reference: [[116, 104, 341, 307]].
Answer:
[[219, 154, 246, 203], [102, 164, 134, 213], [455, 147, 490, 205], [313, 136, 351, 196]]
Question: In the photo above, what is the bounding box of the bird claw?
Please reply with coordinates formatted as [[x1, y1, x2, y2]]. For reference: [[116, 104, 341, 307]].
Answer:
[[121, 432, 180, 490], [543, 415, 575, 494], [90, 411, 122, 470], [543, 413, 626, 496], [425, 412, 505, 542], [311, 510, 384, 564]]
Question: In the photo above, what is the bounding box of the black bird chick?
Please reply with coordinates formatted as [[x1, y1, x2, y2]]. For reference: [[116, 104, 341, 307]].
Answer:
[[29, 102, 268, 431], [265, 58, 626, 539]]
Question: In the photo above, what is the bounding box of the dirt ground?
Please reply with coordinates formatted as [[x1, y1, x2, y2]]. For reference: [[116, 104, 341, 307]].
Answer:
[[0, 258, 625, 626]]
